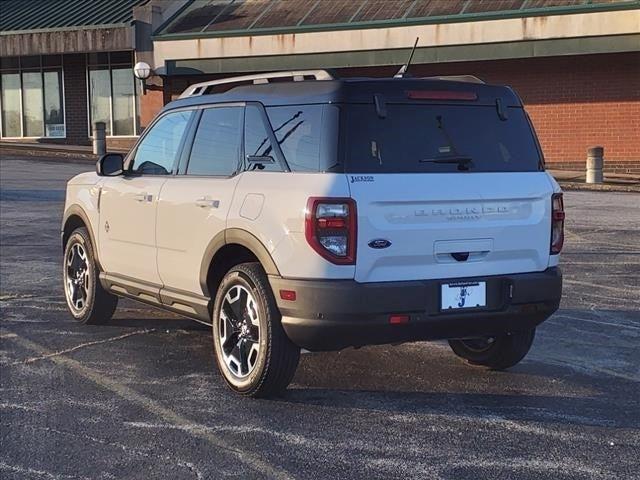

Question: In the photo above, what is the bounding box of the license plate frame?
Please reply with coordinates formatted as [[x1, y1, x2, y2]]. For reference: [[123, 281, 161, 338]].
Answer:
[[440, 281, 487, 311]]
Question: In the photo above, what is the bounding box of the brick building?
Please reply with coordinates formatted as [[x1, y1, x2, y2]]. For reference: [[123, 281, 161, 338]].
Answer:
[[1, 1, 639, 173]]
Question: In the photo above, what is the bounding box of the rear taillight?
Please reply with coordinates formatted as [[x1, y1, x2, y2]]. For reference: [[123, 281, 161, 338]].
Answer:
[[551, 193, 565, 254], [305, 197, 357, 265]]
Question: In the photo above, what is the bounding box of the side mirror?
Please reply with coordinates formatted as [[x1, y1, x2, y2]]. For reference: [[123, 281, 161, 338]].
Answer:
[[96, 153, 124, 176], [247, 155, 275, 170]]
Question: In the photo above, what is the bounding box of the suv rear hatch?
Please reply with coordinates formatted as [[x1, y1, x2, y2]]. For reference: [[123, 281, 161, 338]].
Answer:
[[343, 86, 553, 283]]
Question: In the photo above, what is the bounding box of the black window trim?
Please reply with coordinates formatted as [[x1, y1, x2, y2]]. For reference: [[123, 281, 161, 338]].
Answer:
[[524, 110, 546, 171], [176, 107, 201, 175], [244, 101, 290, 173], [124, 106, 197, 177]]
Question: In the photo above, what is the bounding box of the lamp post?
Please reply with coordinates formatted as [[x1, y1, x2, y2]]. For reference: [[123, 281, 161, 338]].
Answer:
[[133, 61, 152, 95]]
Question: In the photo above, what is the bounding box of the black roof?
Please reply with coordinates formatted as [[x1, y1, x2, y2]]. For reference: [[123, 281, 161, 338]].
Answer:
[[162, 77, 522, 113]]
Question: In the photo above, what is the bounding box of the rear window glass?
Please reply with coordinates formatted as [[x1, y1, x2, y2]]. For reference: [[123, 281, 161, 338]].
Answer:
[[343, 104, 542, 173]]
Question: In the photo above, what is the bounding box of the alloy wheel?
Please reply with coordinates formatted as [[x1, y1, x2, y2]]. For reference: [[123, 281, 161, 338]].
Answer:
[[218, 285, 261, 378], [65, 242, 90, 314]]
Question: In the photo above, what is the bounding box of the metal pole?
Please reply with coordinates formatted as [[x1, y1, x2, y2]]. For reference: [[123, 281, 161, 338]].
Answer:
[[92, 121, 106, 155], [586, 146, 604, 184]]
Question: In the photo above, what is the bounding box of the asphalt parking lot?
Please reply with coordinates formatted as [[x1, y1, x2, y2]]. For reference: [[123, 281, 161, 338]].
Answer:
[[1, 157, 638, 480]]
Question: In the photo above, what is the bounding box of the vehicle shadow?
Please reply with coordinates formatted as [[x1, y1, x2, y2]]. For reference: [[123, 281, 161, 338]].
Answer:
[[102, 307, 638, 431], [283, 345, 640, 429]]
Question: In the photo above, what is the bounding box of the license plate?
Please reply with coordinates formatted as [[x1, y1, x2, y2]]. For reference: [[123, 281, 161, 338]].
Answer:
[[441, 281, 486, 310]]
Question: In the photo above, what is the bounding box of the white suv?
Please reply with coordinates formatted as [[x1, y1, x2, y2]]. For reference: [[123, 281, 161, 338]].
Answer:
[[62, 70, 563, 397]]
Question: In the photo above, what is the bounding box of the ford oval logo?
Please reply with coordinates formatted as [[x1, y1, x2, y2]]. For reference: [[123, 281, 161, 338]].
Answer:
[[368, 239, 392, 249]]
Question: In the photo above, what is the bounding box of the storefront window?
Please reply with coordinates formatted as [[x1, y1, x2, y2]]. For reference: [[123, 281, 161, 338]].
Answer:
[[87, 52, 139, 137], [112, 68, 135, 136], [44, 70, 65, 137], [22, 71, 44, 137], [88, 68, 111, 134], [0, 55, 64, 138], [0, 73, 21, 137]]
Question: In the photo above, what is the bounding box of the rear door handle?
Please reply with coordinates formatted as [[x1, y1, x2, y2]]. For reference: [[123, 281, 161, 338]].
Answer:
[[134, 192, 153, 202], [195, 197, 220, 208]]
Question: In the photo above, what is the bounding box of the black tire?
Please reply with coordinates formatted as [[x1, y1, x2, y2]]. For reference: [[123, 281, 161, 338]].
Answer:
[[63, 227, 118, 325], [448, 329, 536, 370], [212, 262, 300, 398]]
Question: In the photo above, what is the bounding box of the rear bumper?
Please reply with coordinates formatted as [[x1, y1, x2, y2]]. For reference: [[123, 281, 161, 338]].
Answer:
[[269, 267, 562, 351]]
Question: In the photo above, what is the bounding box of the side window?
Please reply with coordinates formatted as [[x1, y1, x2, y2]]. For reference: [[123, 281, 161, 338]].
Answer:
[[131, 110, 192, 175], [266, 105, 324, 172], [244, 105, 281, 172], [186, 106, 243, 176]]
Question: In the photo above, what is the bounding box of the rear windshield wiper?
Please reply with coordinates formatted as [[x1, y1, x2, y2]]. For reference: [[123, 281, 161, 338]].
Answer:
[[419, 156, 474, 171]]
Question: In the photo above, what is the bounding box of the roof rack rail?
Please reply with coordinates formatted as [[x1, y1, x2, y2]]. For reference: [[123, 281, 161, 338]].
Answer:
[[179, 69, 335, 98], [423, 75, 485, 84]]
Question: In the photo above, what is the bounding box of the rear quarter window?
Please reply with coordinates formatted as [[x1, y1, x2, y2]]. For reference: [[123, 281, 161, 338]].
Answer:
[[266, 105, 338, 172]]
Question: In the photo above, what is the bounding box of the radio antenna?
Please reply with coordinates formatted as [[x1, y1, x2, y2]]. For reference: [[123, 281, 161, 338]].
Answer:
[[394, 37, 419, 78]]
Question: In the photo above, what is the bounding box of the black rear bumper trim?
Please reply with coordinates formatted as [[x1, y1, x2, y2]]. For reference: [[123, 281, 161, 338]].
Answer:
[[269, 268, 562, 351]]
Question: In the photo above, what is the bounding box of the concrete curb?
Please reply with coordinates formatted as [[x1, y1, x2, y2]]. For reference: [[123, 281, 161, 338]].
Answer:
[[0, 149, 96, 165], [0, 144, 127, 164], [0, 150, 98, 166], [558, 182, 640, 193]]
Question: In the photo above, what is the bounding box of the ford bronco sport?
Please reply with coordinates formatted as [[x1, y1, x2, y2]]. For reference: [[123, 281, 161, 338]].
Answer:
[[62, 70, 563, 397]]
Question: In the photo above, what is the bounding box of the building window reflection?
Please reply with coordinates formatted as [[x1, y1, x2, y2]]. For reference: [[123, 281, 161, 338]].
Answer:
[[87, 51, 140, 137], [0, 55, 65, 138]]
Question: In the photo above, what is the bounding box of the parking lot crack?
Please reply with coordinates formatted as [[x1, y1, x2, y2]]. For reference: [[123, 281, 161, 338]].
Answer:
[[9, 329, 156, 366], [0, 293, 37, 301]]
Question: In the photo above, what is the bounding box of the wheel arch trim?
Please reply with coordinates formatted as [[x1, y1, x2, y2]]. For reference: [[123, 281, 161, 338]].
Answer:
[[199, 228, 280, 296], [62, 205, 102, 271]]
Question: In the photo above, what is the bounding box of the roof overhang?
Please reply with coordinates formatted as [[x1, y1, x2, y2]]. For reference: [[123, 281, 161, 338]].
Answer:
[[153, 9, 640, 75], [0, 25, 134, 57], [165, 34, 640, 76]]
